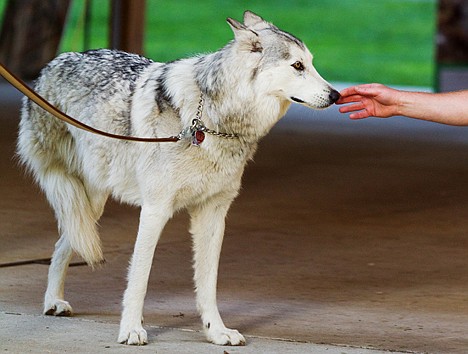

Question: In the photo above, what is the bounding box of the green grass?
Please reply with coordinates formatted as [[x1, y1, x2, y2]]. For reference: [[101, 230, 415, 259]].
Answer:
[[1, 0, 436, 87]]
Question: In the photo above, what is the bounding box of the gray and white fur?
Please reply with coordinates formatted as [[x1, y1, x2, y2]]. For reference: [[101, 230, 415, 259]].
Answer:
[[17, 11, 339, 346]]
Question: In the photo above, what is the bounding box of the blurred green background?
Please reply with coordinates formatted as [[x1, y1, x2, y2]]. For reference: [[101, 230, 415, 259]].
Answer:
[[0, 0, 437, 87]]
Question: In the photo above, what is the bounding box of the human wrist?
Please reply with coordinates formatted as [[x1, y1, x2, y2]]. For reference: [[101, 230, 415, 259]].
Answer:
[[394, 89, 408, 117], [394, 90, 423, 118]]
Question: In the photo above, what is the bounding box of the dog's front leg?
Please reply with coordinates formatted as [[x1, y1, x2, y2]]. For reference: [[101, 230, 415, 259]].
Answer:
[[118, 204, 171, 345], [189, 198, 246, 346]]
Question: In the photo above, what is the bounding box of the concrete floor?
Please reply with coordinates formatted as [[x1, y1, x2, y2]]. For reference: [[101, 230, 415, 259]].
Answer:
[[1, 83, 468, 353]]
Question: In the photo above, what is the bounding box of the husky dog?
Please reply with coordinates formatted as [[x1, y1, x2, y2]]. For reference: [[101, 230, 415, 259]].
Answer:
[[17, 11, 339, 346]]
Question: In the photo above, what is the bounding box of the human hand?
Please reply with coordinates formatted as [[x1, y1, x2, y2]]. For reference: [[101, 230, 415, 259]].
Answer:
[[336, 83, 402, 119]]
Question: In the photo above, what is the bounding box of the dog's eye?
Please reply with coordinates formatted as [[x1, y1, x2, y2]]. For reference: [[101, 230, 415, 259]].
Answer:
[[292, 61, 305, 71]]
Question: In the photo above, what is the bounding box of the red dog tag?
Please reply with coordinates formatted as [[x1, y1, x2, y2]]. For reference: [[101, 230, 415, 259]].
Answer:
[[195, 130, 205, 144], [192, 130, 205, 146]]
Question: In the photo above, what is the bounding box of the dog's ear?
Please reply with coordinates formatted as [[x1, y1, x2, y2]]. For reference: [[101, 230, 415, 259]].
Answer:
[[243, 11, 270, 31], [227, 17, 263, 53], [227, 17, 255, 37]]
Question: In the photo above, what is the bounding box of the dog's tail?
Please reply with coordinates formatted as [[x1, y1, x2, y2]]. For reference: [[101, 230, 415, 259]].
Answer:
[[17, 100, 105, 267], [39, 169, 105, 267]]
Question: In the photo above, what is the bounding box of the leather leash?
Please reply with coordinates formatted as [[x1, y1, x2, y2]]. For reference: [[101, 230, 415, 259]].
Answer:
[[0, 62, 180, 143]]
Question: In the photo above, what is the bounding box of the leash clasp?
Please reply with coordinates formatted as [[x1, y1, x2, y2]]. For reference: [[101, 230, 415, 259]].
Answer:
[[176, 93, 237, 146], [177, 95, 207, 146], [177, 118, 206, 146]]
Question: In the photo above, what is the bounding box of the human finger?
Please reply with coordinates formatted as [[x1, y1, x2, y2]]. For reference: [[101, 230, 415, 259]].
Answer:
[[349, 110, 371, 120], [339, 86, 361, 98], [353, 85, 383, 97], [339, 84, 379, 98], [338, 102, 365, 113], [336, 94, 365, 105]]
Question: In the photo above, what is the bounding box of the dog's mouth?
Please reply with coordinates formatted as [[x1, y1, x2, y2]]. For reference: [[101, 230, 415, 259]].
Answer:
[[290, 90, 340, 108], [290, 97, 305, 104], [290, 96, 328, 110]]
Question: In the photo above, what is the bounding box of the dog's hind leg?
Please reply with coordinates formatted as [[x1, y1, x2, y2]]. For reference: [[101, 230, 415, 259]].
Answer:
[[44, 234, 74, 316], [18, 99, 108, 315], [43, 176, 108, 316], [189, 197, 246, 346]]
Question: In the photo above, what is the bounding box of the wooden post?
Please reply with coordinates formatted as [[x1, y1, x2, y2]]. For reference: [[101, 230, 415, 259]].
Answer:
[[436, 0, 468, 91], [0, 0, 70, 80], [110, 0, 145, 55]]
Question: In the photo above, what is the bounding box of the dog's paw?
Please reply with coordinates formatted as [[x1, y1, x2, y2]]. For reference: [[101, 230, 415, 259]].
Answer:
[[118, 327, 148, 346], [206, 326, 246, 346], [44, 300, 73, 317]]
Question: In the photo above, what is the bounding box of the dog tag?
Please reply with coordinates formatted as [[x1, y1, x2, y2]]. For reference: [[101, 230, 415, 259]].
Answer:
[[192, 130, 205, 146]]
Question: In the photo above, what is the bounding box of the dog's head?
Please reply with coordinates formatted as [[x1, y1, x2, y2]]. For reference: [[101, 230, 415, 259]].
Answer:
[[227, 11, 339, 109]]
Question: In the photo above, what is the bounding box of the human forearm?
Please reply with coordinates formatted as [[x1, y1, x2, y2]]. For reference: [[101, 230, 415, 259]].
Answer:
[[397, 90, 468, 126]]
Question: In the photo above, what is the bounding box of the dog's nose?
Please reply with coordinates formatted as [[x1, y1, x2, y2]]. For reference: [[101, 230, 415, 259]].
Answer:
[[329, 89, 341, 104]]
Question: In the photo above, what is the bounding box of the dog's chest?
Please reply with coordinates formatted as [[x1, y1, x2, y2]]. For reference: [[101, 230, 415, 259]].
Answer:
[[171, 141, 251, 208]]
